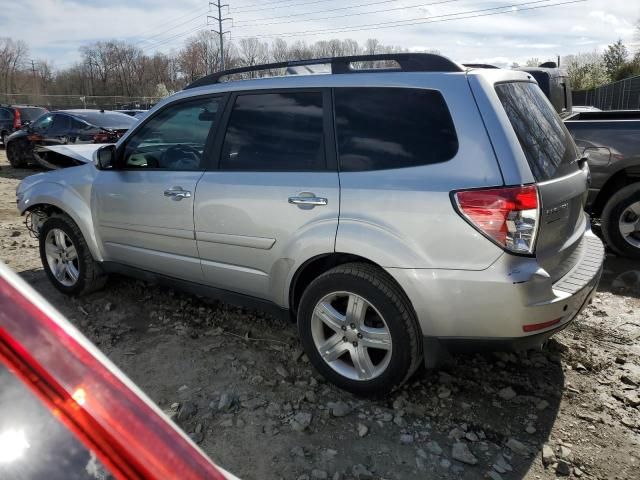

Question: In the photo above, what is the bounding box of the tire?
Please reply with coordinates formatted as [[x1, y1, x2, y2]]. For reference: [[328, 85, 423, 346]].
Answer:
[[39, 214, 107, 295], [297, 262, 422, 395], [601, 183, 640, 259], [6, 140, 28, 168]]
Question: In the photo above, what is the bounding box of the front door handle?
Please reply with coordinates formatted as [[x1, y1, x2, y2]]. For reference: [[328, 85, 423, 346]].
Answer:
[[288, 194, 328, 207], [164, 186, 192, 201]]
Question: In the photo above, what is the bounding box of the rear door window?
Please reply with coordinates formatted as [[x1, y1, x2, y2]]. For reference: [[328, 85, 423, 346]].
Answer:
[[49, 114, 71, 135], [495, 81, 578, 181], [220, 91, 325, 171], [334, 87, 458, 171]]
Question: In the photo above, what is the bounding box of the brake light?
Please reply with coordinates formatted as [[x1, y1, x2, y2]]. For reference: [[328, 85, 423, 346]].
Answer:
[[0, 265, 228, 480], [13, 109, 21, 129], [93, 132, 111, 143], [454, 185, 539, 254]]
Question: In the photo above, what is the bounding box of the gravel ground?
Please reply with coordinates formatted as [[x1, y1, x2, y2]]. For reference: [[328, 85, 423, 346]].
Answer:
[[1, 150, 639, 480]]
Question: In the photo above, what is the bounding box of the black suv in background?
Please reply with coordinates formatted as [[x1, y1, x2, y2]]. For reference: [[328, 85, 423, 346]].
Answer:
[[0, 105, 48, 146]]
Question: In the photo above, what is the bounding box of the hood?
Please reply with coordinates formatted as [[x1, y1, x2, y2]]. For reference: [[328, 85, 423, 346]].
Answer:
[[44, 144, 108, 165]]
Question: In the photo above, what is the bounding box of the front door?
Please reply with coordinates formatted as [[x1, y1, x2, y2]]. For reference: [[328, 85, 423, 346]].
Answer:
[[93, 95, 225, 282], [194, 90, 339, 302]]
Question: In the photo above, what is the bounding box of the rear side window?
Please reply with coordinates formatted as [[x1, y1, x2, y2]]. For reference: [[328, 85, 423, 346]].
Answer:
[[334, 87, 458, 171], [495, 82, 578, 181], [18, 107, 47, 122], [220, 92, 325, 171]]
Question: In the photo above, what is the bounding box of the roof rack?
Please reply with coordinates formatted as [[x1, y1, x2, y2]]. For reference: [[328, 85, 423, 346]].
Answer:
[[185, 53, 463, 89], [463, 63, 499, 69]]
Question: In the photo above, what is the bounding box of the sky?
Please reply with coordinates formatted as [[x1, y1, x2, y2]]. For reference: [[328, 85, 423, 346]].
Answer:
[[0, 0, 638, 69]]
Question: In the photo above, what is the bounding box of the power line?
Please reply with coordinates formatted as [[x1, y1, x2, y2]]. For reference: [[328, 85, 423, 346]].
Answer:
[[235, 0, 584, 38], [232, 0, 338, 14], [136, 12, 207, 45], [234, 0, 464, 28], [135, 4, 208, 37]]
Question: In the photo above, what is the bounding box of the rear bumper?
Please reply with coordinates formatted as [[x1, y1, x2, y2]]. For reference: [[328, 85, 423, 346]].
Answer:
[[386, 229, 604, 348]]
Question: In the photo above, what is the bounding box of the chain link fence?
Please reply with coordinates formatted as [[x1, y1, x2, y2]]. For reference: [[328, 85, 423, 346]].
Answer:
[[0, 93, 163, 111], [573, 75, 640, 110]]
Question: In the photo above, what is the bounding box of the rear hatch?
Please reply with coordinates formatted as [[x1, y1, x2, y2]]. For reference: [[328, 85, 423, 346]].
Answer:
[[495, 81, 589, 281]]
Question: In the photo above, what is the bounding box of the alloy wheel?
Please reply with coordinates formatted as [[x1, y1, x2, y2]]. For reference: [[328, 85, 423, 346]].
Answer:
[[45, 228, 80, 287], [310, 291, 392, 381], [618, 201, 640, 249]]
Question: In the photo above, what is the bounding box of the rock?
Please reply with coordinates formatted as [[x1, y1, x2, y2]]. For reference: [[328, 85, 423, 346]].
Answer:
[[241, 397, 266, 410], [536, 399, 550, 411], [104, 302, 114, 312], [493, 453, 512, 473], [10, 230, 20, 237], [416, 448, 428, 459], [487, 471, 503, 480], [426, 441, 443, 456], [290, 446, 306, 458], [275, 364, 289, 378], [311, 469, 328, 480], [219, 415, 233, 427], [451, 442, 477, 465], [176, 401, 197, 421], [558, 445, 573, 462], [498, 387, 517, 401], [357, 423, 369, 438], [305, 390, 317, 403], [623, 391, 640, 407], [218, 393, 234, 411], [393, 415, 407, 427], [440, 458, 451, 469], [506, 438, 530, 456], [574, 466, 584, 477], [189, 431, 204, 444], [400, 433, 414, 445], [416, 456, 426, 471], [328, 401, 352, 417], [542, 444, 556, 466], [525, 424, 536, 434], [291, 412, 312, 432], [465, 431, 479, 442], [438, 387, 451, 399], [351, 464, 373, 479], [556, 460, 571, 476]]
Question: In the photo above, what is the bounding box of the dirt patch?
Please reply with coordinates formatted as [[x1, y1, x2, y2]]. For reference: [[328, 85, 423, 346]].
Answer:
[[1, 150, 639, 480]]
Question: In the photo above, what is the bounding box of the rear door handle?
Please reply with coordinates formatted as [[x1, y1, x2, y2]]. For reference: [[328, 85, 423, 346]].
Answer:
[[164, 186, 192, 201], [288, 194, 328, 207]]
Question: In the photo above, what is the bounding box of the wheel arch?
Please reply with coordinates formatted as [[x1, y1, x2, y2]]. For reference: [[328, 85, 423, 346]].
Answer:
[[591, 166, 640, 218]]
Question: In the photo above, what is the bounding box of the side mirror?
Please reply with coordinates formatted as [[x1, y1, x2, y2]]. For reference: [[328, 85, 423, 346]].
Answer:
[[95, 144, 116, 170]]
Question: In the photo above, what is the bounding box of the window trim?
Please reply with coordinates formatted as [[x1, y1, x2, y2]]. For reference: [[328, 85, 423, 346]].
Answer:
[[211, 88, 336, 172], [331, 86, 459, 172], [114, 93, 229, 172]]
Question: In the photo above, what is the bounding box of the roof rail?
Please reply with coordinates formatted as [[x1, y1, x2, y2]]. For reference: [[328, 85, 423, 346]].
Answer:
[[185, 53, 463, 89], [463, 63, 499, 69]]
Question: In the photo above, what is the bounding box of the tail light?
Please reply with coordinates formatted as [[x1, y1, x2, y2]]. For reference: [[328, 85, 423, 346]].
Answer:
[[13, 109, 21, 129], [454, 185, 539, 254], [0, 264, 229, 480]]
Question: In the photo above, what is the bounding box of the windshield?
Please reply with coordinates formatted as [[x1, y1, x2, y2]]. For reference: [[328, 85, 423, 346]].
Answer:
[[495, 81, 578, 182], [71, 111, 136, 130], [18, 107, 47, 122]]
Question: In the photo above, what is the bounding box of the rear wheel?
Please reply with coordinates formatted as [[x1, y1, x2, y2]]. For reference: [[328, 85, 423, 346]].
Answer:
[[601, 183, 640, 259], [297, 263, 422, 395], [39, 215, 107, 295], [6, 141, 28, 168]]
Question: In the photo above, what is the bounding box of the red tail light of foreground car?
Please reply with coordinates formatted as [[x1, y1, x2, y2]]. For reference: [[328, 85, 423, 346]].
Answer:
[[0, 262, 232, 480]]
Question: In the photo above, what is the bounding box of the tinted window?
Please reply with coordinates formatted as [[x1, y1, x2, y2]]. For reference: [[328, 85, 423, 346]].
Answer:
[[49, 114, 71, 134], [495, 82, 578, 181], [123, 97, 221, 170], [220, 92, 325, 170], [30, 114, 53, 133], [0, 109, 10, 120], [18, 107, 47, 122], [71, 111, 135, 129], [334, 88, 458, 171]]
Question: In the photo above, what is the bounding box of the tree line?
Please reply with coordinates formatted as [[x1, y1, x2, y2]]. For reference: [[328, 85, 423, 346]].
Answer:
[[1, 25, 639, 107], [0, 35, 407, 107]]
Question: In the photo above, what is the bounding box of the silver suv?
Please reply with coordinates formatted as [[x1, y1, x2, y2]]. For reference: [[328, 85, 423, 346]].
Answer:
[[16, 54, 604, 395]]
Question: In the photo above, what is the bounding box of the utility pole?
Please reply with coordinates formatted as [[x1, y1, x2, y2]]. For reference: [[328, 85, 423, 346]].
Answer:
[[29, 59, 39, 102], [208, 1, 231, 72]]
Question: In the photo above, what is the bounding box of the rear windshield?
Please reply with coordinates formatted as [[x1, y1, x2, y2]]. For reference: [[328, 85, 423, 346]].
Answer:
[[71, 111, 135, 129], [17, 107, 47, 121], [495, 82, 578, 181]]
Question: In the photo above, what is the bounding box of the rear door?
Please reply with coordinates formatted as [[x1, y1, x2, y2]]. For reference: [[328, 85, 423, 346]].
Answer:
[[494, 81, 588, 280], [194, 89, 339, 302]]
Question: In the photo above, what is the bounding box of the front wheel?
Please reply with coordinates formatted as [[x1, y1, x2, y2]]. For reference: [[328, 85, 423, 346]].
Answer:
[[6, 141, 28, 168], [601, 183, 640, 259], [39, 215, 107, 295], [297, 263, 422, 395]]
